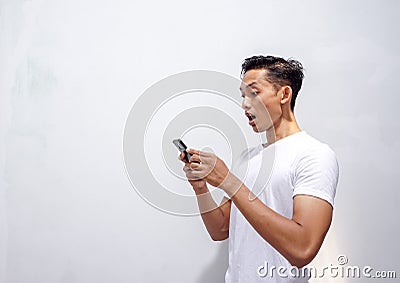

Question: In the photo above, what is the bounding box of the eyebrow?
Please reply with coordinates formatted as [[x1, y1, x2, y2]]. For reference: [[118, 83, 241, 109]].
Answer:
[[239, 81, 258, 92]]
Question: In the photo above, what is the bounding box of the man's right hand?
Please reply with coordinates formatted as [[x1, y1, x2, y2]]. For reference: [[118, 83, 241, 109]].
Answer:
[[179, 152, 207, 193]]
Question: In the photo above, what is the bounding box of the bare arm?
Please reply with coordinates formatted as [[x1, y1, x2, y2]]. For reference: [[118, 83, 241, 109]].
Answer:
[[180, 153, 231, 241], [187, 149, 334, 268], [195, 188, 231, 241], [223, 174, 332, 267]]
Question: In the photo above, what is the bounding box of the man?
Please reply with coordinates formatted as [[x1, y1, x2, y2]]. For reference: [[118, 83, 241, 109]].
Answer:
[[180, 55, 339, 282]]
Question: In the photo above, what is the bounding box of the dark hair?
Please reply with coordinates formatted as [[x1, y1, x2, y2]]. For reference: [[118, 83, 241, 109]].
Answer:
[[241, 55, 304, 111]]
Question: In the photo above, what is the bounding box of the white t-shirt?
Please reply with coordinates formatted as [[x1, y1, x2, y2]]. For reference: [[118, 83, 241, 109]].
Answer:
[[224, 131, 339, 283]]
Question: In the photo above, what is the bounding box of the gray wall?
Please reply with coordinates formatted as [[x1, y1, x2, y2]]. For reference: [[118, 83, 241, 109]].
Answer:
[[1, 0, 399, 282]]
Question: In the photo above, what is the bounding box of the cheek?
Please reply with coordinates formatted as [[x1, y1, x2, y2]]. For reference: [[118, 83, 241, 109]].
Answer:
[[269, 103, 282, 119], [259, 96, 281, 120]]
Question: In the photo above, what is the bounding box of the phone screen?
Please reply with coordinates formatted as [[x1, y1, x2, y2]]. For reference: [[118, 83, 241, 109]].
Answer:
[[173, 139, 192, 162]]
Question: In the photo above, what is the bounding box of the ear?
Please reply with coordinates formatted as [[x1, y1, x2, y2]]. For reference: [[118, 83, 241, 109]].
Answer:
[[280, 86, 292, 106]]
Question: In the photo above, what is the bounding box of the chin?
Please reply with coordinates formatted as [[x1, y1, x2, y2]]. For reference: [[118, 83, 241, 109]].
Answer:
[[251, 122, 274, 133], [251, 124, 266, 133]]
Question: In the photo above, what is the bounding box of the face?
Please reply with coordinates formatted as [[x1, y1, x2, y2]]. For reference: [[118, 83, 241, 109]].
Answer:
[[240, 69, 283, 132]]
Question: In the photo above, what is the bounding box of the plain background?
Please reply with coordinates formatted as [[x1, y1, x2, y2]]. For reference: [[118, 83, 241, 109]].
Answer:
[[1, 0, 399, 282]]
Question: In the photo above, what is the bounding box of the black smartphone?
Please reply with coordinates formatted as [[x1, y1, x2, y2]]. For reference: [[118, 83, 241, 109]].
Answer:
[[173, 139, 192, 162]]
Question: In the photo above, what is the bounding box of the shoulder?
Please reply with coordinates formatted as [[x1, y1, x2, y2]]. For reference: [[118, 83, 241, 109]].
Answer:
[[276, 131, 338, 166], [295, 133, 338, 168], [290, 133, 339, 206]]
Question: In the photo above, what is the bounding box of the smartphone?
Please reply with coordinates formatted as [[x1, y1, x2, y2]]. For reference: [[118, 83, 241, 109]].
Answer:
[[173, 139, 192, 162]]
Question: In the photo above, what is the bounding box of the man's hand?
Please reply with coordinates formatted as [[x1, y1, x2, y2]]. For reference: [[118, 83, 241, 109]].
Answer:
[[185, 149, 231, 188], [179, 152, 207, 192]]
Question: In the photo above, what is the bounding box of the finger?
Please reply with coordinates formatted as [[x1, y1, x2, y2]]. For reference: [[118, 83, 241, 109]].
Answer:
[[201, 151, 215, 159], [179, 153, 190, 165], [183, 165, 189, 173], [183, 163, 195, 172], [183, 166, 201, 180], [189, 154, 201, 163], [186, 170, 204, 181], [187, 148, 200, 155], [189, 162, 201, 170], [187, 149, 214, 161]]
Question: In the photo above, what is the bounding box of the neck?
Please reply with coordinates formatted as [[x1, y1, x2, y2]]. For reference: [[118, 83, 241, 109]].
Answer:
[[265, 110, 301, 145]]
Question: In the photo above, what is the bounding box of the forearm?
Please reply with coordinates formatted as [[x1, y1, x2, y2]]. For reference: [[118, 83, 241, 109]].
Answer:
[[194, 185, 229, 241], [222, 174, 318, 267]]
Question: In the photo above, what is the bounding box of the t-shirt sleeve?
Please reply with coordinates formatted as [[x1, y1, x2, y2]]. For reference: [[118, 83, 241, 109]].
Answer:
[[292, 145, 339, 207]]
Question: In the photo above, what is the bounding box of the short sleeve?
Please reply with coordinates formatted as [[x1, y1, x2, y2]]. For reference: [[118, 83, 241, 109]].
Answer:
[[292, 145, 339, 207]]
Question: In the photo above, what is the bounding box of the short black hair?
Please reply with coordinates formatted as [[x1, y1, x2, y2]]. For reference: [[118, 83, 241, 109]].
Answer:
[[241, 55, 304, 111]]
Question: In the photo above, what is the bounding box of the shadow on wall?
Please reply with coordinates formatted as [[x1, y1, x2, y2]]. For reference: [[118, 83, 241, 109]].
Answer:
[[196, 240, 229, 283]]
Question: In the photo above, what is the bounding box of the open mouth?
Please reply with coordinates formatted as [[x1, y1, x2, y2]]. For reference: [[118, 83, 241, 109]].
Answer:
[[245, 112, 256, 126]]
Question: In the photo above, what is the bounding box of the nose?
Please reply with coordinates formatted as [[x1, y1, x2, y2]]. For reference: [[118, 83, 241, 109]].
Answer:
[[242, 96, 250, 110]]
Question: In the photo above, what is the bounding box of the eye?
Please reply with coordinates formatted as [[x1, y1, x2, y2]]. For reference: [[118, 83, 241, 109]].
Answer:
[[251, 91, 258, 96]]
